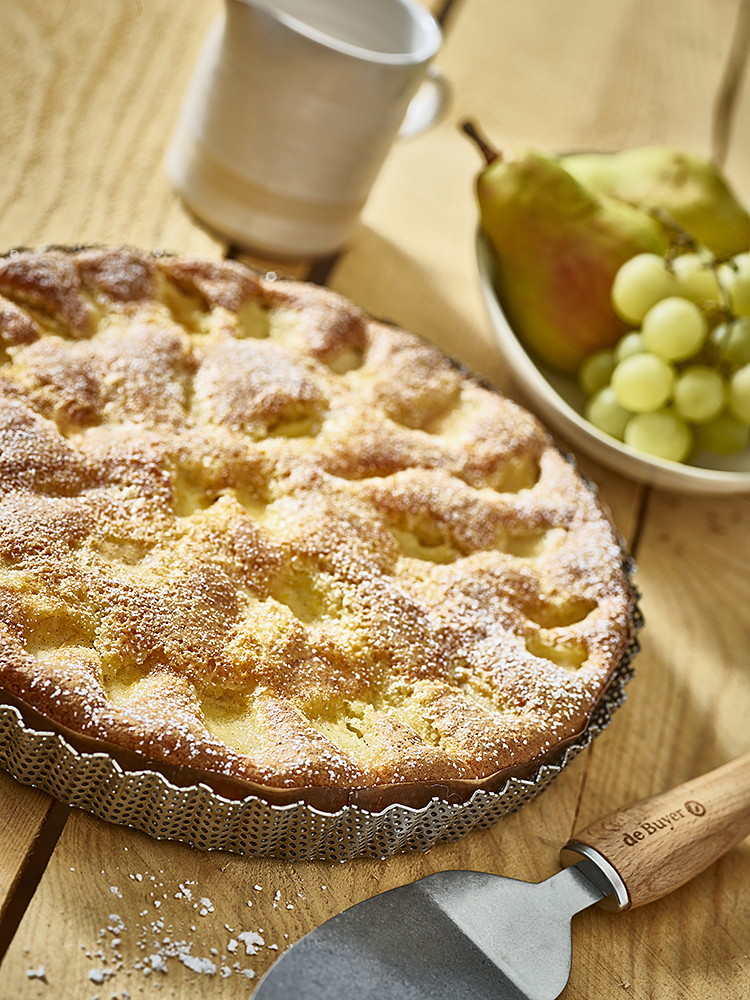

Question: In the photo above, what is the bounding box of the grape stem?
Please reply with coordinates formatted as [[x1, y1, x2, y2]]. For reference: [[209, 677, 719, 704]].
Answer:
[[651, 209, 737, 314], [652, 208, 701, 260]]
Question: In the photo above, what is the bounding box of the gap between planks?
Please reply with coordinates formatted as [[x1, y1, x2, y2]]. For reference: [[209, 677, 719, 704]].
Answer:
[[0, 800, 70, 963]]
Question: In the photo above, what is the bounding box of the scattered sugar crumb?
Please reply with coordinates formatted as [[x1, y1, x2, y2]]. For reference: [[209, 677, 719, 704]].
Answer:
[[80, 872, 296, 988], [237, 931, 264, 956], [178, 954, 217, 976], [25, 967, 46, 981]]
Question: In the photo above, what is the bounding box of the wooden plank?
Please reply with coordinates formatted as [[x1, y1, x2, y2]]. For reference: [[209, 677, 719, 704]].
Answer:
[[0, 0, 223, 957], [0, 0, 224, 256], [0, 772, 54, 923], [438, 0, 742, 155], [565, 491, 750, 998]]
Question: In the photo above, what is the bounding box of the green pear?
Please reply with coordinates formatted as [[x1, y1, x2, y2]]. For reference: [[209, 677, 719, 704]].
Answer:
[[465, 126, 669, 374], [561, 146, 750, 259]]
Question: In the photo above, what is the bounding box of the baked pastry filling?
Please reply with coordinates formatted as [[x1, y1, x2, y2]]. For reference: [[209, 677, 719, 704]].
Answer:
[[0, 247, 636, 800]]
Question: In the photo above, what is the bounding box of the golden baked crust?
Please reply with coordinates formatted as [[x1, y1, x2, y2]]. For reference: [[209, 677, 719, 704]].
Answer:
[[0, 246, 636, 806]]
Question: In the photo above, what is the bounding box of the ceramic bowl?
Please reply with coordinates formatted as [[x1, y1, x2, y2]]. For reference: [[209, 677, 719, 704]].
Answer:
[[476, 230, 750, 495]]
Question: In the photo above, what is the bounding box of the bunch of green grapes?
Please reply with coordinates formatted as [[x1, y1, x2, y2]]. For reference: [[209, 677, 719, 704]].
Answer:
[[579, 250, 750, 463]]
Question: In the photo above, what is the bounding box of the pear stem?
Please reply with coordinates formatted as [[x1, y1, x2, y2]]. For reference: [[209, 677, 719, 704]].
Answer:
[[460, 120, 500, 165]]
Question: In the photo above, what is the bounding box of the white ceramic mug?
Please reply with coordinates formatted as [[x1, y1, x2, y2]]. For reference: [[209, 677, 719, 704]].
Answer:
[[166, 0, 442, 257]]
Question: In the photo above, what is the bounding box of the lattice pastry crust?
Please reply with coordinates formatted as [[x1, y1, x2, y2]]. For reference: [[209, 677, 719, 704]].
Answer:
[[0, 247, 636, 811]]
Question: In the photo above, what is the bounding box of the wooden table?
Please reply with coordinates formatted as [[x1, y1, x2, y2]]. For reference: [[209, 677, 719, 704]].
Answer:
[[1, 0, 749, 996]]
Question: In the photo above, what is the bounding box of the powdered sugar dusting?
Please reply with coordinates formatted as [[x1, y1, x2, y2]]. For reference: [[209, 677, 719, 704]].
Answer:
[[0, 245, 635, 805]]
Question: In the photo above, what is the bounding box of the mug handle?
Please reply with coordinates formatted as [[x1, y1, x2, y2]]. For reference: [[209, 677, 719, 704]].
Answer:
[[398, 66, 450, 140]]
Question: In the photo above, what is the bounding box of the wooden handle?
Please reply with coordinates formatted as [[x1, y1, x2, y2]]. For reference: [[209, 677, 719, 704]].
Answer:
[[562, 751, 750, 910]]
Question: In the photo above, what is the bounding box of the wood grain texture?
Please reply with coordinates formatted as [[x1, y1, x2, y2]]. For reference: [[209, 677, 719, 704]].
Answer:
[[570, 751, 750, 909], [0, 0, 749, 996], [0, 772, 53, 922], [565, 488, 750, 994], [0, 0, 223, 255], [438, 0, 742, 154]]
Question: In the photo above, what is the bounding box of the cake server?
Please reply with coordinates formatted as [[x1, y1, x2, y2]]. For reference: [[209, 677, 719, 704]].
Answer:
[[252, 751, 750, 999]]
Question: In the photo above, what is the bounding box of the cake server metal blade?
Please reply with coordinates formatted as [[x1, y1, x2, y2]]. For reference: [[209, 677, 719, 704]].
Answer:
[[253, 752, 750, 999], [251, 860, 610, 1000]]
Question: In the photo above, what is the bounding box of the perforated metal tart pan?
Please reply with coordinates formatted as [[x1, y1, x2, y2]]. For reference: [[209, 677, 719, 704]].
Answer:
[[0, 245, 641, 859], [0, 592, 641, 861]]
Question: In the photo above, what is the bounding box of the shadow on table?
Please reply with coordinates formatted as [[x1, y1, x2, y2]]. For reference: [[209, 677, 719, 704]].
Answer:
[[329, 224, 512, 392]]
